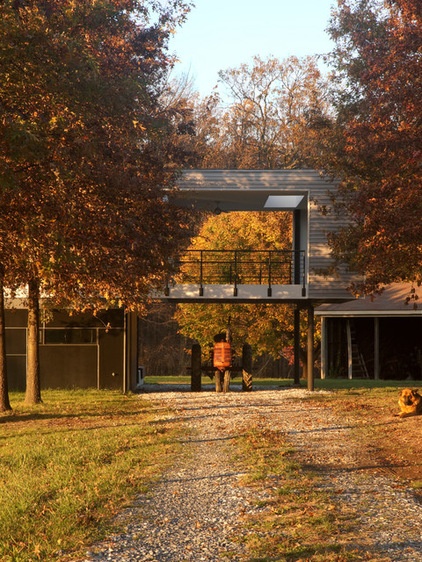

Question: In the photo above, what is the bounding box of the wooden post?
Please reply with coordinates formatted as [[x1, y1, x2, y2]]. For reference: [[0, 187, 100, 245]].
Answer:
[[223, 370, 231, 393], [374, 318, 380, 380], [242, 343, 253, 391], [191, 343, 202, 392], [307, 304, 314, 391], [215, 370, 222, 392], [346, 320, 353, 380]]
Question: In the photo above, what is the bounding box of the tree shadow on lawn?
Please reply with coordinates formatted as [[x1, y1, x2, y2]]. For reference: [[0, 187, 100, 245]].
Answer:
[[0, 406, 153, 428]]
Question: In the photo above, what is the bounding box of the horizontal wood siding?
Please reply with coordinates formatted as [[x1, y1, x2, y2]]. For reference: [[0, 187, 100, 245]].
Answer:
[[178, 169, 327, 194], [307, 189, 357, 300]]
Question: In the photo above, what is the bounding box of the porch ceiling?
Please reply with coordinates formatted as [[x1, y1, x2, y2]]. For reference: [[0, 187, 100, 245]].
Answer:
[[171, 189, 307, 212]]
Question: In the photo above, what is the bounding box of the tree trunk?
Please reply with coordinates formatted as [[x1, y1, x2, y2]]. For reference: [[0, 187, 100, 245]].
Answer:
[[0, 267, 12, 412], [25, 278, 42, 405], [190, 343, 201, 392]]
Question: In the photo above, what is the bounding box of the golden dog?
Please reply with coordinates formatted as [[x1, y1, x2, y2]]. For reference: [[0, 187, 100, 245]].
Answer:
[[398, 388, 422, 418]]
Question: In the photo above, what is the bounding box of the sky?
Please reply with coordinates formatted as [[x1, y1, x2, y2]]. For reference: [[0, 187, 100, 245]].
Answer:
[[168, 0, 338, 98]]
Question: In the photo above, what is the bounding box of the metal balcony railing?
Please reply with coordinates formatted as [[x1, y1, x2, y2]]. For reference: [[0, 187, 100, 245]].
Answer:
[[166, 250, 306, 297]]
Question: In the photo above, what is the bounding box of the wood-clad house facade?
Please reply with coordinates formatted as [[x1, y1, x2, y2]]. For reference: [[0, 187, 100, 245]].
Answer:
[[5, 169, 358, 392]]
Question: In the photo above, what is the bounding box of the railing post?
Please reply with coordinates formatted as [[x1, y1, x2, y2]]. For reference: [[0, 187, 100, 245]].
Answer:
[[199, 250, 204, 296], [233, 251, 238, 296], [267, 250, 272, 297]]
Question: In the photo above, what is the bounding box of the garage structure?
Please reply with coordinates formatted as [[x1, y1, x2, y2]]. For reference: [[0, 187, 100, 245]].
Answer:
[[316, 284, 422, 381], [4, 303, 139, 392]]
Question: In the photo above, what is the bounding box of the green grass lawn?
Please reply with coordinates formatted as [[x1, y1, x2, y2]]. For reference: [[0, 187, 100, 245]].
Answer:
[[0, 390, 182, 562], [145, 374, 415, 391], [0, 379, 416, 561]]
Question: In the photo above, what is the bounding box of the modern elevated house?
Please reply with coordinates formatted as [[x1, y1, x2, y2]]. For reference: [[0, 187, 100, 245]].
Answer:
[[5, 168, 379, 392], [159, 169, 363, 390]]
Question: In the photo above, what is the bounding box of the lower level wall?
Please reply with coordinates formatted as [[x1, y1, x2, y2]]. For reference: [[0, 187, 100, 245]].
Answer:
[[40, 345, 98, 389], [5, 308, 126, 391]]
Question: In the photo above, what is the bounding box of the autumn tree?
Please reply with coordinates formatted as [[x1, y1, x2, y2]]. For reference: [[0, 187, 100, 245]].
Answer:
[[0, 0, 194, 406], [157, 55, 332, 173], [175, 211, 319, 376], [325, 0, 422, 294], [157, 73, 225, 169], [175, 211, 292, 355], [212, 56, 330, 169], [160, 56, 330, 170]]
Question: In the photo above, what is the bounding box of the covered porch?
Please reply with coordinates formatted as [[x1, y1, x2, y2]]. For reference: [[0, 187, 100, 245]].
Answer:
[[316, 284, 422, 380]]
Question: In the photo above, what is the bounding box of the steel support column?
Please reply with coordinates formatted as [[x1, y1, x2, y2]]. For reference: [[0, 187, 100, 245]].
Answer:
[[294, 306, 301, 385], [307, 304, 314, 391], [320, 316, 326, 379]]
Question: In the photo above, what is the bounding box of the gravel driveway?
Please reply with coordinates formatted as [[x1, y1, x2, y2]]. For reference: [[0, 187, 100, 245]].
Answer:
[[80, 386, 422, 562]]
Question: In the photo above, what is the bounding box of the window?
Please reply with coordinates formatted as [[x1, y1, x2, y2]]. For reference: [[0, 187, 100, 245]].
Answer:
[[43, 328, 97, 345]]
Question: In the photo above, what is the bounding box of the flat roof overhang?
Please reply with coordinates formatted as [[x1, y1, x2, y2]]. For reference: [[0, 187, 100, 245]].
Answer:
[[315, 311, 422, 317], [169, 169, 330, 212], [171, 189, 308, 212]]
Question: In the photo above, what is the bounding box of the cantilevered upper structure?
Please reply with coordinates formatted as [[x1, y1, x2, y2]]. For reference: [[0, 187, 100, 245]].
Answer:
[[163, 169, 357, 304]]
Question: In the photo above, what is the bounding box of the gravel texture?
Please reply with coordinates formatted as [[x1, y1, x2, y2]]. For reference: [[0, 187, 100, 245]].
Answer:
[[78, 386, 422, 562]]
